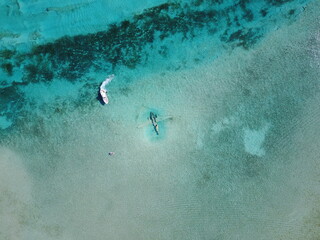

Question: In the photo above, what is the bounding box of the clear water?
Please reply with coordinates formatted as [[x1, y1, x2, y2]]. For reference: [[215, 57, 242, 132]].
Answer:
[[1, 0, 320, 239]]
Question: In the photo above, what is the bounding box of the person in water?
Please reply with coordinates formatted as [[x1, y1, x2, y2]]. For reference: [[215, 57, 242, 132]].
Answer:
[[150, 112, 159, 135]]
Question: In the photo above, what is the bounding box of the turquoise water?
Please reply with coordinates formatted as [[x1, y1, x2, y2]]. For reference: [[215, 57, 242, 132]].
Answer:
[[1, 0, 320, 239]]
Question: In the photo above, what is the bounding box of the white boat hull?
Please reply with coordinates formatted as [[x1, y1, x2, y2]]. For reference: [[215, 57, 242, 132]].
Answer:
[[100, 74, 114, 104], [100, 89, 109, 104]]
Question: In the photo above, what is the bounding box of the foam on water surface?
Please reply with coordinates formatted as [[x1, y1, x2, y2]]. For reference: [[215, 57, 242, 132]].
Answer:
[[1, 0, 320, 239]]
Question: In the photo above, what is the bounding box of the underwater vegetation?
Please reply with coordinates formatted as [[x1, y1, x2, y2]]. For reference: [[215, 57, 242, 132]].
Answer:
[[0, 0, 310, 129], [0, 0, 307, 84]]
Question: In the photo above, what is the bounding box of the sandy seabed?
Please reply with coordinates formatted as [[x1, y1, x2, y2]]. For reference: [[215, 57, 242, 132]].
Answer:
[[1, 1, 320, 239]]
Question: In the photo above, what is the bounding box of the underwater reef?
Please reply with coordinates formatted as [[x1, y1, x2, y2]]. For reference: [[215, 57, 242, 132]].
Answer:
[[0, 0, 311, 130]]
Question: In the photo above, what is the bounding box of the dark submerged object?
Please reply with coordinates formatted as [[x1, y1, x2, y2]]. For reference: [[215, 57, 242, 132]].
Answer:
[[150, 112, 159, 135], [96, 89, 105, 105]]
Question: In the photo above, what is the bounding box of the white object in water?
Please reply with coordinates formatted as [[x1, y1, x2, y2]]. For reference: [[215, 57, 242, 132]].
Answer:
[[100, 74, 114, 104]]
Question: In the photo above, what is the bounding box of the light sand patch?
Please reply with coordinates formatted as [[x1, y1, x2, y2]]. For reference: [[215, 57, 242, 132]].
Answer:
[[0, 147, 32, 240]]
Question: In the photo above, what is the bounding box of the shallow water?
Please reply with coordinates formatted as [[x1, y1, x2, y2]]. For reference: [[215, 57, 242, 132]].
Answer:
[[1, 0, 320, 239]]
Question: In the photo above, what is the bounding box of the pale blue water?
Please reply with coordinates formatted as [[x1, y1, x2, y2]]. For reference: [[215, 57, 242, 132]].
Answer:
[[1, 0, 320, 239]]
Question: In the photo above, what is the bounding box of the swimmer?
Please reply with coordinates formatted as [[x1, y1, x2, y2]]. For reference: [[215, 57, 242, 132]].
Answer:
[[108, 152, 115, 156]]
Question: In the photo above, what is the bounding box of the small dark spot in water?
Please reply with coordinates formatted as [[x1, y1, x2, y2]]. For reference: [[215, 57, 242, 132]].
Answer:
[[119, 87, 131, 97], [288, 9, 295, 15], [208, 27, 217, 35], [260, 8, 268, 17], [54, 107, 65, 114], [194, 58, 201, 63], [121, 20, 130, 29], [158, 46, 168, 57], [200, 170, 213, 185], [243, 9, 254, 22], [242, 88, 251, 96], [1, 63, 13, 76], [229, 30, 243, 41]]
